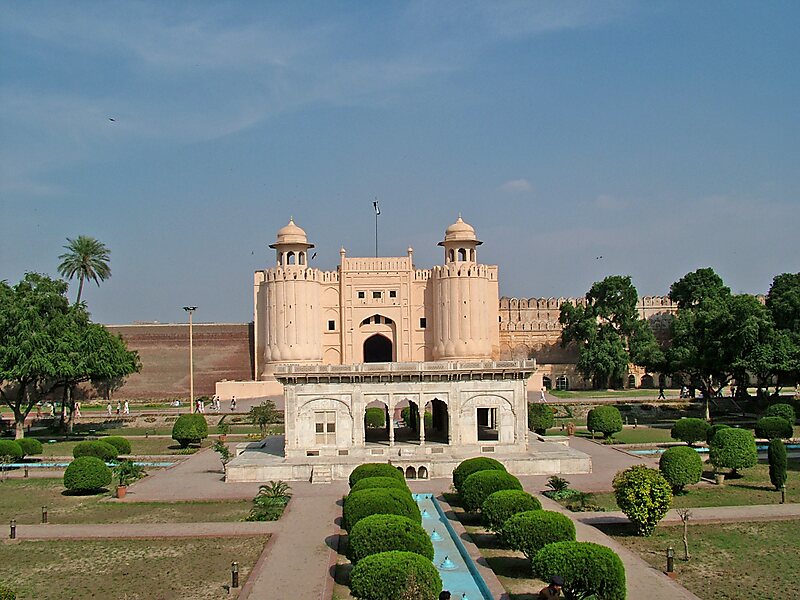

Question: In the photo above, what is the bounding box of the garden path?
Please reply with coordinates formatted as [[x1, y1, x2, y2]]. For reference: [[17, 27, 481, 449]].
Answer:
[[10, 521, 276, 540]]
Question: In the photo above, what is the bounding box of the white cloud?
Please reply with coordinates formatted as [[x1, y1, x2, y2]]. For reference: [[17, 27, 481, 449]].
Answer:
[[500, 179, 533, 193]]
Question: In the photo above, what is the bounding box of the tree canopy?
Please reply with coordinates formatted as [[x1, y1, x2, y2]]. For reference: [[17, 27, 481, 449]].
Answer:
[[57, 235, 111, 304]]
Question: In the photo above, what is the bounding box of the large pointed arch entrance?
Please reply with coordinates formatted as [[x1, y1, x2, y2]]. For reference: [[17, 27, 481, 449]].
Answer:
[[364, 334, 393, 363]]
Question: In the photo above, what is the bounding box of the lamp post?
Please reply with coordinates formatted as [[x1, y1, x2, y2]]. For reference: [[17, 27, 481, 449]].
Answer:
[[666, 546, 674, 574], [183, 306, 197, 413]]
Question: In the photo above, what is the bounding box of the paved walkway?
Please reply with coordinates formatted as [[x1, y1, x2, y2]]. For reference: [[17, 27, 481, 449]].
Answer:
[[11, 521, 276, 540], [577, 502, 800, 526]]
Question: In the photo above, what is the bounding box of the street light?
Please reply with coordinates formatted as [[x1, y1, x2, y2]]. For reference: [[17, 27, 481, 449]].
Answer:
[[183, 306, 198, 413]]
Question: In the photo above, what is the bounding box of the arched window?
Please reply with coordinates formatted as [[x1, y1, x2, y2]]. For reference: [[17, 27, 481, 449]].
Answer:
[[556, 375, 569, 391], [448, 249, 455, 262], [299, 252, 306, 265], [628, 374, 637, 389], [469, 249, 475, 261], [641, 374, 655, 389], [405, 466, 417, 479], [286, 251, 296, 265], [417, 466, 428, 479], [542, 376, 552, 390], [457, 248, 467, 261]]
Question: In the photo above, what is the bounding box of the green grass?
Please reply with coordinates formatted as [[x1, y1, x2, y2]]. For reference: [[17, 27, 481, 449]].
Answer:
[[549, 389, 664, 399], [34, 437, 216, 456], [574, 426, 677, 445], [0, 478, 252, 524], [603, 520, 800, 600], [563, 459, 800, 511], [0, 536, 266, 600]]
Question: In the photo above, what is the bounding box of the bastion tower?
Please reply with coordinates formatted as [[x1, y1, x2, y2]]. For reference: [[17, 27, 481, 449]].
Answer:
[[430, 217, 499, 360]]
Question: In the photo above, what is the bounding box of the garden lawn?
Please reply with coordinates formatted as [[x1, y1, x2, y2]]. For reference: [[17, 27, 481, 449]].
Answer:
[[562, 459, 800, 511], [0, 536, 266, 600], [35, 437, 213, 456], [0, 478, 251, 524], [573, 426, 676, 444], [604, 520, 800, 600], [549, 389, 664, 399]]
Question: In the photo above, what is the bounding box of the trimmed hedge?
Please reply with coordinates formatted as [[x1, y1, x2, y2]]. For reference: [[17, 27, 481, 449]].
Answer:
[[171, 414, 208, 447], [365, 407, 386, 429], [0, 440, 23, 460], [587, 406, 623, 439], [613, 465, 672, 536], [707, 423, 730, 445], [349, 463, 406, 488], [481, 490, 542, 534], [765, 403, 796, 424], [72, 440, 119, 461], [533, 541, 626, 600], [63, 456, 112, 492], [351, 476, 409, 494], [659, 446, 703, 492], [349, 550, 442, 600], [343, 488, 420, 531], [461, 470, 522, 512], [17, 438, 43, 457], [768, 439, 787, 490], [452, 457, 506, 494], [670, 418, 710, 445], [527, 403, 554, 434], [102, 436, 132, 455], [502, 510, 576, 561], [710, 428, 758, 473], [755, 416, 793, 440], [347, 514, 433, 563]]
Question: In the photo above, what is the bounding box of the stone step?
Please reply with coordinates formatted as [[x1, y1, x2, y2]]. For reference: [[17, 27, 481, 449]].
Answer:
[[311, 466, 332, 484]]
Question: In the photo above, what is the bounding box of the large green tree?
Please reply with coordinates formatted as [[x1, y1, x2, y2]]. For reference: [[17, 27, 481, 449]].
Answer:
[[765, 273, 800, 392], [57, 235, 111, 304], [560, 275, 663, 388]]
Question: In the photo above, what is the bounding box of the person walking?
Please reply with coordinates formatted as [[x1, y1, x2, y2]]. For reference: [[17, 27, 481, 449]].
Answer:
[[107, 402, 112, 416], [540, 387, 546, 402], [123, 400, 129, 415], [538, 575, 564, 599], [75, 402, 81, 418], [230, 396, 237, 411], [657, 385, 666, 400], [116, 401, 121, 416]]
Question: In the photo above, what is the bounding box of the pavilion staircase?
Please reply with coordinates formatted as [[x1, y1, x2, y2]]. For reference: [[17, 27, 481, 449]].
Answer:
[[311, 465, 333, 484]]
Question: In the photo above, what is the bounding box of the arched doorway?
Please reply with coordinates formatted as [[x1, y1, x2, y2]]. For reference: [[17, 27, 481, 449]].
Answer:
[[364, 334, 393, 362]]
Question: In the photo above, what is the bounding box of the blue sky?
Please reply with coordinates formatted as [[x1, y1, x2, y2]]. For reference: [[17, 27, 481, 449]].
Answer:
[[1, 1, 798, 324]]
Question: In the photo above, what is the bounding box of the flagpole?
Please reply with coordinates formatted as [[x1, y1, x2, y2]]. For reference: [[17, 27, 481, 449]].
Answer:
[[373, 200, 380, 257]]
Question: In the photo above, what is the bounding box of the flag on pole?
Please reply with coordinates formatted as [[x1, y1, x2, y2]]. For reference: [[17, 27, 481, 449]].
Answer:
[[373, 200, 380, 215]]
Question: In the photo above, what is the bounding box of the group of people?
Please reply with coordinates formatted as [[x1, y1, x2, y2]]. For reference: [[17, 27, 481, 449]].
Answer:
[[106, 400, 129, 416], [195, 395, 236, 413], [438, 575, 563, 599]]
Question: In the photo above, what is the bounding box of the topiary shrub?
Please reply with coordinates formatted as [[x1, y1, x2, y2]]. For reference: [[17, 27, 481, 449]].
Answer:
[[533, 541, 626, 600], [0, 584, 16, 600], [347, 514, 433, 563], [349, 463, 406, 488], [343, 488, 420, 531], [102, 436, 132, 455], [349, 550, 442, 600], [659, 446, 703, 493], [528, 403, 555, 435], [63, 456, 112, 493], [586, 406, 623, 439], [706, 423, 730, 445], [452, 457, 506, 495], [16, 438, 43, 457], [171, 414, 209, 447], [461, 470, 522, 512], [481, 489, 542, 534], [765, 403, 796, 424], [613, 465, 672, 536], [365, 407, 386, 429], [670, 418, 710, 446], [768, 438, 787, 491], [351, 476, 409, 494], [755, 416, 793, 440], [72, 440, 118, 461], [0, 440, 23, 461], [710, 428, 758, 475], [502, 510, 576, 563]]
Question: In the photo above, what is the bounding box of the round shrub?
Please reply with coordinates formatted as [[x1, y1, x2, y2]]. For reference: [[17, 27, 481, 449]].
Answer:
[[0, 584, 16, 600], [16, 437, 43, 457], [502, 510, 576, 561], [707, 423, 730, 445], [452, 457, 506, 494], [586, 406, 623, 439], [72, 440, 118, 461], [755, 416, 793, 440], [765, 403, 796, 424], [481, 489, 542, 534], [768, 438, 787, 491], [348, 514, 433, 563], [351, 476, 409, 494], [365, 407, 386, 428], [0, 440, 23, 460], [349, 550, 442, 600], [343, 488, 420, 531], [527, 403, 554, 434], [349, 463, 406, 488], [613, 465, 672, 536], [659, 446, 703, 493], [461, 470, 522, 512], [710, 428, 758, 474], [533, 541, 626, 600], [670, 417, 710, 445], [171, 414, 208, 447], [102, 436, 132, 455], [63, 456, 112, 492]]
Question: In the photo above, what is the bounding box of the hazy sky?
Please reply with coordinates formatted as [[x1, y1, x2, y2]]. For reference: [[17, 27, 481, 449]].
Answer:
[[2, 1, 798, 325]]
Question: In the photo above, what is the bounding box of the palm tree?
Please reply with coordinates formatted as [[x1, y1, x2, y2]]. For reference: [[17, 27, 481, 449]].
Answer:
[[57, 235, 112, 304]]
